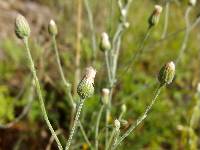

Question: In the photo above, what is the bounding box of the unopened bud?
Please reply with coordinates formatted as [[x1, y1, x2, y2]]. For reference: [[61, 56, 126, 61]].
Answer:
[[158, 61, 175, 85], [15, 14, 30, 39], [197, 83, 200, 93], [123, 22, 130, 29], [189, 0, 196, 6], [48, 20, 58, 36], [100, 32, 111, 52], [121, 104, 127, 113], [114, 119, 120, 131], [77, 67, 96, 99], [148, 5, 163, 28], [101, 88, 110, 105]]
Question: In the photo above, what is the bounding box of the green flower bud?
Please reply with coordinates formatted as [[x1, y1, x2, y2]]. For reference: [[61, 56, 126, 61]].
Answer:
[[100, 32, 111, 52], [121, 104, 127, 113], [48, 20, 58, 36], [15, 14, 30, 39], [148, 5, 163, 28], [77, 67, 96, 99], [158, 61, 175, 85], [114, 119, 120, 131], [101, 88, 110, 105], [189, 0, 196, 6]]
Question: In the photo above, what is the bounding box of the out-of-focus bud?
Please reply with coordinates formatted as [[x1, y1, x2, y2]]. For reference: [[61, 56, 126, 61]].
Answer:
[[148, 5, 163, 28], [123, 22, 130, 29], [77, 67, 96, 99], [15, 14, 30, 39], [121, 104, 127, 113], [158, 61, 175, 85], [100, 32, 111, 52], [197, 83, 200, 93], [101, 88, 110, 105], [48, 20, 58, 36], [114, 119, 120, 131], [120, 119, 128, 126], [189, 0, 196, 6]]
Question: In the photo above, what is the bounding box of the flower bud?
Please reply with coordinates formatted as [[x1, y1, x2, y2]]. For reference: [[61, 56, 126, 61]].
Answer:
[[197, 83, 200, 93], [101, 88, 110, 105], [148, 5, 163, 28], [100, 32, 111, 52], [48, 20, 58, 36], [121, 104, 127, 113], [158, 61, 175, 85], [189, 0, 196, 6], [15, 14, 30, 39], [114, 119, 120, 131], [77, 67, 96, 99]]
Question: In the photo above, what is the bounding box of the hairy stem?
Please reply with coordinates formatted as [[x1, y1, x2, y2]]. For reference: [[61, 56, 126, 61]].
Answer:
[[24, 38, 63, 150], [52, 36, 76, 109], [161, 2, 170, 39], [65, 98, 85, 150], [112, 84, 163, 149], [95, 105, 105, 150]]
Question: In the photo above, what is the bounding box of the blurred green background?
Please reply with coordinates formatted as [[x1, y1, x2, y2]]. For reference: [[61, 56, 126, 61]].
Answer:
[[0, 0, 200, 149]]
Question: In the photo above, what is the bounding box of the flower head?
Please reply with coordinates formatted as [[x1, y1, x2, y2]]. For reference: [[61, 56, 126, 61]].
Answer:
[[77, 67, 96, 99], [48, 20, 58, 36], [101, 88, 110, 105], [158, 61, 175, 85], [189, 0, 196, 6], [15, 14, 30, 39], [100, 32, 111, 52], [148, 5, 163, 28]]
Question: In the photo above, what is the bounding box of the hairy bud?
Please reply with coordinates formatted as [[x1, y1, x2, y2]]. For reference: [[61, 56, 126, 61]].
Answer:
[[100, 32, 111, 52], [158, 61, 175, 85], [148, 5, 163, 28], [101, 88, 110, 105], [48, 20, 58, 36], [15, 14, 30, 39], [77, 67, 96, 99], [197, 83, 200, 93]]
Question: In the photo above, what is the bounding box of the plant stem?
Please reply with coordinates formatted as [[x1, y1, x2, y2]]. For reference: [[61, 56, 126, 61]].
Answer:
[[84, 0, 97, 60], [175, 6, 191, 65], [23, 38, 63, 150], [79, 121, 93, 150], [95, 105, 104, 150], [105, 51, 112, 85], [74, 0, 83, 94], [118, 27, 152, 79], [161, 2, 170, 39], [112, 84, 163, 149], [65, 98, 85, 150], [106, 128, 117, 150], [52, 36, 76, 109]]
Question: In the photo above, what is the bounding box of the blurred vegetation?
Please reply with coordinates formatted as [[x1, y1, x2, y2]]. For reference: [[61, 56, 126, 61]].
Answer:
[[0, 0, 200, 149]]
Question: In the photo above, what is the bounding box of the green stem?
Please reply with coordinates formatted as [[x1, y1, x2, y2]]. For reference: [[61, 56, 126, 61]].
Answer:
[[112, 84, 163, 149], [79, 121, 93, 150], [52, 36, 75, 109], [175, 6, 191, 65], [105, 106, 110, 149], [106, 128, 117, 150], [95, 105, 105, 150], [23, 38, 63, 150], [65, 98, 85, 150], [161, 2, 170, 39]]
